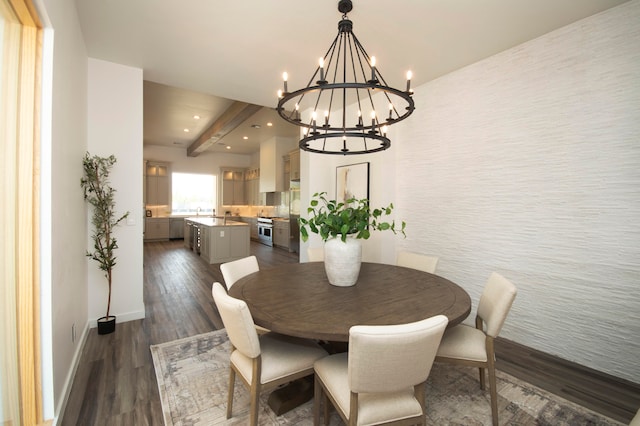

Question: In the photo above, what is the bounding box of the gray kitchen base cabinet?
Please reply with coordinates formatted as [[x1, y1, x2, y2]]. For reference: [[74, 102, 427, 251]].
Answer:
[[145, 218, 170, 241], [273, 220, 290, 251]]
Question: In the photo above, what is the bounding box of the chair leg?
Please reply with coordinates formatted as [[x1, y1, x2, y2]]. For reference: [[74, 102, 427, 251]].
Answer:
[[314, 376, 322, 426], [226, 368, 235, 419], [486, 337, 498, 426], [249, 357, 262, 426], [249, 385, 260, 426], [323, 392, 330, 426], [479, 366, 486, 390], [415, 382, 427, 426], [488, 365, 498, 426]]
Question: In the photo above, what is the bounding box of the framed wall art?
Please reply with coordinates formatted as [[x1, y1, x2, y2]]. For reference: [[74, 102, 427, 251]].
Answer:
[[336, 162, 370, 204]]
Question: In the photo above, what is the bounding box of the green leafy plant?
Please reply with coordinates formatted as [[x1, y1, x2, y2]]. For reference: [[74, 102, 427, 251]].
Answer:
[[81, 153, 129, 319], [299, 192, 406, 242]]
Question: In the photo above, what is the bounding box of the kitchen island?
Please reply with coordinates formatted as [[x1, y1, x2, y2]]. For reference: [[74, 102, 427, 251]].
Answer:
[[184, 217, 250, 264]]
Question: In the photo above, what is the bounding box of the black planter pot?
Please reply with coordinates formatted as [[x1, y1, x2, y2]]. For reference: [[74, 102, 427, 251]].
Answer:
[[97, 315, 116, 335]]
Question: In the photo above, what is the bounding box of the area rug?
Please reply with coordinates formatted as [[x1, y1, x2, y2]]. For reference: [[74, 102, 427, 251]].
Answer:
[[151, 330, 624, 426]]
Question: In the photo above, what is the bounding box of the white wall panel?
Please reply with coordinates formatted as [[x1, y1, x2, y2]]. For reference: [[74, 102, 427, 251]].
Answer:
[[87, 59, 145, 325], [396, 1, 640, 382]]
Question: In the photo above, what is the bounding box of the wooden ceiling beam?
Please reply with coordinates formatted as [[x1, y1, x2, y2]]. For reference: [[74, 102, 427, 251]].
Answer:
[[187, 101, 262, 157]]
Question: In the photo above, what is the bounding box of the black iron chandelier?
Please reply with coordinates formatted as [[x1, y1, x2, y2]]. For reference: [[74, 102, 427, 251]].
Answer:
[[276, 0, 415, 155]]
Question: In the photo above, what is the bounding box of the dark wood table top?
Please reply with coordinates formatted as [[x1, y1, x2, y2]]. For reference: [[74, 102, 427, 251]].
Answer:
[[229, 262, 472, 342]]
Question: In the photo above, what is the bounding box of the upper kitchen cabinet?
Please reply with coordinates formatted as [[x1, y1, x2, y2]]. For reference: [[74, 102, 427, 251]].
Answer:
[[221, 168, 246, 205], [289, 149, 300, 181], [244, 167, 261, 206], [146, 161, 170, 206], [260, 136, 296, 193]]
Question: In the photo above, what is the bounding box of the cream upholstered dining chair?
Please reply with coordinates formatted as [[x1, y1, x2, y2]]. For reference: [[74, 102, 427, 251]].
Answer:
[[211, 282, 327, 426], [396, 251, 439, 274], [435, 272, 517, 426], [313, 315, 449, 426], [307, 246, 324, 262], [220, 255, 269, 333], [220, 255, 259, 289]]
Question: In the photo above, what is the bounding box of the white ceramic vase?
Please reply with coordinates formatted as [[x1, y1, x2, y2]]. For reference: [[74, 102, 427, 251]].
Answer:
[[323, 236, 362, 287]]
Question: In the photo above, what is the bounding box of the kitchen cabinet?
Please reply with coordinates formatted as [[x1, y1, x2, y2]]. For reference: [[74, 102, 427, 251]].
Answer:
[[146, 161, 170, 206], [238, 216, 259, 241], [170, 218, 184, 239], [244, 168, 261, 206], [250, 218, 258, 241], [145, 218, 170, 241], [289, 149, 300, 181], [283, 154, 291, 190], [221, 168, 245, 205], [273, 220, 290, 250]]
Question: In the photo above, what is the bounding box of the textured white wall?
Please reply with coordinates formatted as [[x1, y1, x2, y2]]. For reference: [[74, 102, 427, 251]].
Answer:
[[395, 1, 640, 383]]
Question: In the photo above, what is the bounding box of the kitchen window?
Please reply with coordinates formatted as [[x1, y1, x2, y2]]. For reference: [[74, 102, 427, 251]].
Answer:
[[171, 173, 217, 215]]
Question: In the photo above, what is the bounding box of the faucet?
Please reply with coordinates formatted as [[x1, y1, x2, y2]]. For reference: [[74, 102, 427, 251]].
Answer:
[[223, 211, 230, 225]]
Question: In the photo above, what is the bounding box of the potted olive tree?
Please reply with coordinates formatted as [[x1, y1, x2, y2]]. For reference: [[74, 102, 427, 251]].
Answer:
[[299, 192, 405, 286], [81, 153, 129, 334]]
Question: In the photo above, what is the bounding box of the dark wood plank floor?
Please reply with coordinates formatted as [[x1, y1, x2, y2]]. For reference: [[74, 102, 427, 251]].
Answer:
[[61, 240, 639, 425]]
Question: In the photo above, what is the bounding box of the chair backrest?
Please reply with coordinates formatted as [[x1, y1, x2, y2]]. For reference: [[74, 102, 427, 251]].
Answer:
[[348, 315, 448, 394], [211, 282, 261, 358], [307, 246, 324, 262], [477, 272, 518, 337], [396, 251, 439, 274], [220, 255, 259, 289]]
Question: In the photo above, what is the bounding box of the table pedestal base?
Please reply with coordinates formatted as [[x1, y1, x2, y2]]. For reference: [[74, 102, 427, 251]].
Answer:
[[267, 376, 314, 415]]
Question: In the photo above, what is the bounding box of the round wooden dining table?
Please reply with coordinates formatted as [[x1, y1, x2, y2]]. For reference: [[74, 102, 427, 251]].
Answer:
[[229, 262, 472, 342]]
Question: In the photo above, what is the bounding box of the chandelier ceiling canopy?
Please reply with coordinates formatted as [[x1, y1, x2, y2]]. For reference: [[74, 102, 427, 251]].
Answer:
[[276, 0, 415, 155]]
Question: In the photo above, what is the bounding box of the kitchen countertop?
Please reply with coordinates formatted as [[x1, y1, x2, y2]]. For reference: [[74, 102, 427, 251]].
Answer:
[[240, 216, 289, 222], [185, 217, 248, 227]]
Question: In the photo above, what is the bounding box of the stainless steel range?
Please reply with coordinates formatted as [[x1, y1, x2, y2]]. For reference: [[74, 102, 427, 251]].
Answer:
[[257, 217, 274, 246]]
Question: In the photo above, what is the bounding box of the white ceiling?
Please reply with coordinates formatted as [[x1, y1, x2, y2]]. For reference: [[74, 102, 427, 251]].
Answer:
[[75, 0, 629, 155]]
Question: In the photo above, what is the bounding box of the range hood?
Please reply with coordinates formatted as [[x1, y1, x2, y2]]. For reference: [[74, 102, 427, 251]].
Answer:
[[261, 192, 281, 206]]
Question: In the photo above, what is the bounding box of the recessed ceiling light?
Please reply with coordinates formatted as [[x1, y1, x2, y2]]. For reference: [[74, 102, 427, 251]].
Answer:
[[226, 146, 231, 150], [193, 115, 200, 119], [243, 136, 248, 140], [267, 122, 273, 127], [183, 128, 189, 132]]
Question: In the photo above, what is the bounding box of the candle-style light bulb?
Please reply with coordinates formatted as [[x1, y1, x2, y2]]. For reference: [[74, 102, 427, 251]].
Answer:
[[312, 111, 317, 132], [282, 72, 288, 93], [295, 103, 300, 121], [406, 70, 412, 92], [357, 110, 363, 127], [277, 89, 283, 98], [319, 57, 325, 82], [324, 110, 329, 126], [370, 56, 377, 81], [382, 125, 388, 136], [370, 110, 376, 128], [388, 103, 394, 120]]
